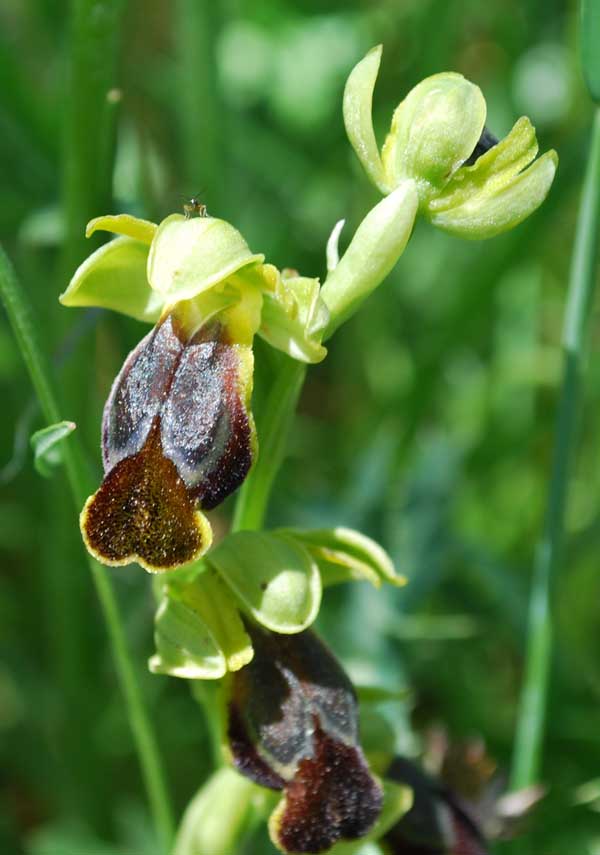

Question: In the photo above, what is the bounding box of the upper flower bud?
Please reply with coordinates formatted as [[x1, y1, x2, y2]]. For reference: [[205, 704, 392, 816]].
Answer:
[[343, 45, 557, 239]]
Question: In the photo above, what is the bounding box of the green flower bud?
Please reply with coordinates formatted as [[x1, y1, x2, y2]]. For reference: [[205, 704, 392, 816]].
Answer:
[[344, 46, 557, 239]]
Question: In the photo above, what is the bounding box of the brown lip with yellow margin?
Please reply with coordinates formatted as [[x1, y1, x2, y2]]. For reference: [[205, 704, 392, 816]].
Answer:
[[81, 311, 255, 572]]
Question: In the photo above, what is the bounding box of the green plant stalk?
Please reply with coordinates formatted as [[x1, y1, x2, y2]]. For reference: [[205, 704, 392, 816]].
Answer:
[[511, 107, 600, 790], [0, 248, 175, 853]]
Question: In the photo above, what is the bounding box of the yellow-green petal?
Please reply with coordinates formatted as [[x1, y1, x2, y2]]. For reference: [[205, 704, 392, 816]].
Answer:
[[381, 72, 486, 199], [343, 45, 389, 193], [259, 273, 329, 364], [429, 149, 558, 239], [147, 214, 264, 305], [86, 213, 157, 244], [208, 531, 322, 634], [59, 236, 164, 323]]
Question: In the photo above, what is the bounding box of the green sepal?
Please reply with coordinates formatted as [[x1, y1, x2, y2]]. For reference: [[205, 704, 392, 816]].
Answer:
[[30, 420, 76, 478], [208, 531, 322, 634], [147, 214, 264, 306], [343, 44, 389, 193], [428, 149, 558, 239], [149, 566, 253, 680], [174, 767, 272, 855], [59, 236, 164, 323], [381, 72, 486, 200], [280, 526, 406, 589], [86, 213, 157, 244], [427, 116, 538, 213], [326, 779, 413, 855], [259, 271, 329, 363]]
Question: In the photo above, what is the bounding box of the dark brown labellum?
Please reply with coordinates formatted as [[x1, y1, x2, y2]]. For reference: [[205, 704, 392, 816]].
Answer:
[[227, 625, 383, 854], [81, 312, 255, 571]]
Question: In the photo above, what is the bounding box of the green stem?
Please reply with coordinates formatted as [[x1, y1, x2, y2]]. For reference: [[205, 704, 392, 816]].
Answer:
[[232, 358, 306, 532], [0, 248, 175, 853], [511, 108, 600, 789]]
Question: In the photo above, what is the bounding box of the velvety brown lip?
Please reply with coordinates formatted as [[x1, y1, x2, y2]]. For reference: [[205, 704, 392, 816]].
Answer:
[[81, 420, 207, 571]]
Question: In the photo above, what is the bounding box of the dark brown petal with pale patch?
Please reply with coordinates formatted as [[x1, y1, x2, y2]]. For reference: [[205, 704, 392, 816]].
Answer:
[[160, 330, 254, 509], [102, 315, 183, 474], [383, 758, 489, 855], [102, 313, 255, 510], [227, 625, 382, 854], [81, 420, 209, 571]]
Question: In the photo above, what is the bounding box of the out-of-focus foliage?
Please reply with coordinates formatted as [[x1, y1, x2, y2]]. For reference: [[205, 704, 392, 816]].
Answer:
[[1, 1, 599, 854]]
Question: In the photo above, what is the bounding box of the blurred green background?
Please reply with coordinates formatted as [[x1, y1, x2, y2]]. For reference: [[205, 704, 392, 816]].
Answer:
[[2, 0, 600, 853]]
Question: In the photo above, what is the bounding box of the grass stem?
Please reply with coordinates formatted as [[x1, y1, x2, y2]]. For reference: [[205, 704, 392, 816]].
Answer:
[[0, 247, 175, 853], [511, 108, 600, 789]]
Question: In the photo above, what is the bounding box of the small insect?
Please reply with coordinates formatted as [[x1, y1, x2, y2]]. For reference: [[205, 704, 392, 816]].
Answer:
[[183, 195, 208, 219]]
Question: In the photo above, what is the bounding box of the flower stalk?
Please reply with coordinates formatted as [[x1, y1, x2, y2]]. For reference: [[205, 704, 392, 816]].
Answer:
[[511, 109, 600, 790]]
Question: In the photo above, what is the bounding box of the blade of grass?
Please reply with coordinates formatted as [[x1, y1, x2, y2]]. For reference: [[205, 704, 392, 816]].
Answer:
[[62, 0, 126, 275], [0, 247, 175, 853], [511, 107, 600, 789]]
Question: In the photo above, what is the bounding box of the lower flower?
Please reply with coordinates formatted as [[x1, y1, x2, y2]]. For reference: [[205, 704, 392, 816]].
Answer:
[[226, 623, 383, 854]]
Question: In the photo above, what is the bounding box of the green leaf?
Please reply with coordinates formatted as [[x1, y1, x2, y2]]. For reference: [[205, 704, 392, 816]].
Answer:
[[60, 236, 164, 323], [279, 526, 406, 589], [149, 568, 253, 679], [209, 531, 322, 633], [30, 421, 76, 478], [581, 0, 600, 104]]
